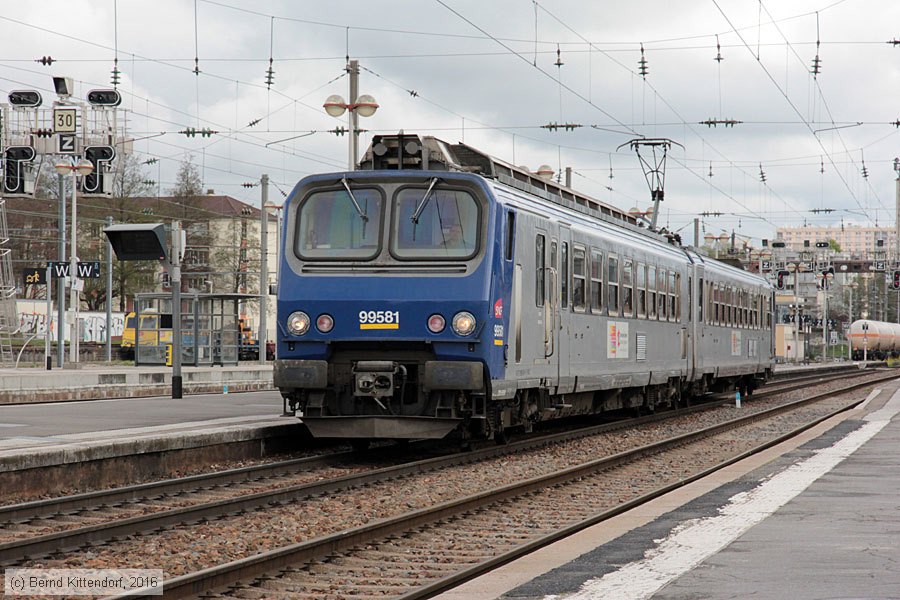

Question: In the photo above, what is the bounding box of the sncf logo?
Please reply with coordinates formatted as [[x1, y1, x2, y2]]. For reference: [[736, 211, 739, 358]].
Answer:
[[494, 298, 503, 318]]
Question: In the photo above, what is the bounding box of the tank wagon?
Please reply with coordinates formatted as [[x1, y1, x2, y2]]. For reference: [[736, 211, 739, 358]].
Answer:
[[273, 134, 775, 445], [849, 319, 900, 360]]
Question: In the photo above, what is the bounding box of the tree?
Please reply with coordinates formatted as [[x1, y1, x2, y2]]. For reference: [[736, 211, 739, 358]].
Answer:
[[211, 211, 260, 295], [170, 154, 204, 222], [79, 155, 156, 311], [828, 239, 842, 253]]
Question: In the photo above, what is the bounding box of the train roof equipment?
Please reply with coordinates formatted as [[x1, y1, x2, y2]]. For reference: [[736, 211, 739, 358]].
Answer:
[[358, 133, 642, 229]]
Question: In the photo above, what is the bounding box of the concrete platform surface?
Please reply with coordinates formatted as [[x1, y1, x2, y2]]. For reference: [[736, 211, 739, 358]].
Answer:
[[0, 363, 273, 404], [440, 379, 900, 600]]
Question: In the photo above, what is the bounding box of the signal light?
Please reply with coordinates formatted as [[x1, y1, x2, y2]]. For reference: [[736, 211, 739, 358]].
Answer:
[[3, 146, 36, 195], [8, 90, 42, 107], [86, 88, 122, 106], [82, 146, 116, 195], [775, 270, 789, 291], [892, 270, 900, 291]]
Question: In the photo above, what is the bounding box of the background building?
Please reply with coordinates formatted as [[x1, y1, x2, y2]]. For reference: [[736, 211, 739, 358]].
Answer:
[[775, 225, 895, 257]]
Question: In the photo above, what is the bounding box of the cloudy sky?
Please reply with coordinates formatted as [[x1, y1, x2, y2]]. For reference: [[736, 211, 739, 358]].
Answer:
[[2, 0, 898, 244]]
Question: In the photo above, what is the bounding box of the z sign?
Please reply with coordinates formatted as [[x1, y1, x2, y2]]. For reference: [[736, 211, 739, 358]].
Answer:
[[57, 134, 76, 154]]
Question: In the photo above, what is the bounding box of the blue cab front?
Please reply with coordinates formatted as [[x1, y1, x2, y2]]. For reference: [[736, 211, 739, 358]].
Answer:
[[273, 170, 512, 440]]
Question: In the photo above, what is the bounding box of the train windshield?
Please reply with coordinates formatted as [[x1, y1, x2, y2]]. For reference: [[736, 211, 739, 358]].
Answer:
[[392, 187, 480, 259], [296, 187, 383, 259]]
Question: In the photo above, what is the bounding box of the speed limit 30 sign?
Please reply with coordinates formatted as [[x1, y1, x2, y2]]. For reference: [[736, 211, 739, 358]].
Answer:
[[53, 108, 77, 133]]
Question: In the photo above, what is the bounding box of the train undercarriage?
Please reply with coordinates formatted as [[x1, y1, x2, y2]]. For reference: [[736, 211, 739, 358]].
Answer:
[[277, 352, 767, 446]]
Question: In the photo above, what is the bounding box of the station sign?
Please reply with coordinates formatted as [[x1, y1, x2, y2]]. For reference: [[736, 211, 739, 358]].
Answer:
[[46, 261, 102, 278]]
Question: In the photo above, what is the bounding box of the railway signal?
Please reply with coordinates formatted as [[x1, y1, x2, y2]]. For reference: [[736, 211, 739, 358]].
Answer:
[[775, 270, 789, 290], [892, 270, 900, 290], [81, 145, 116, 195]]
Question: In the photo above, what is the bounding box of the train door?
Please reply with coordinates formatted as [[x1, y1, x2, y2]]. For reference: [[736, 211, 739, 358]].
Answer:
[[692, 263, 705, 380], [512, 221, 558, 384], [556, 226, 571, 391]]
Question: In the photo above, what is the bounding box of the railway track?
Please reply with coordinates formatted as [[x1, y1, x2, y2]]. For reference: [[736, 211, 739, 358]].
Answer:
[[0, 368, 886, 568], [151, 369, 888, 600], [0, 368, 890, 598]]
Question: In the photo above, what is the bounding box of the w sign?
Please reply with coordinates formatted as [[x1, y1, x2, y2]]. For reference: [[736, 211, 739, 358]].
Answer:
[[47, 261, 102, 278]]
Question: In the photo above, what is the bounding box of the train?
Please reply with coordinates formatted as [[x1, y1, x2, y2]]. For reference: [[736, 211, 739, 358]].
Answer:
[[273, 134, 775, 445], [849, 319, 900, 360]]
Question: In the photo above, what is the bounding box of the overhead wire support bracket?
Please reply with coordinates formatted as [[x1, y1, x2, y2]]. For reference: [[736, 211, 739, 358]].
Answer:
[[699, 118, 742, 127], [542, 122, 582, 132], [616, 137, 682, 231]]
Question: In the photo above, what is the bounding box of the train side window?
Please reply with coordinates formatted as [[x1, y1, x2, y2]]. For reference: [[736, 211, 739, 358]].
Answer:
[[657, 267, 667, 320], [698, 277, 704, 323], [572, 245, 586, 312], [648, 265, 657, 319], [729, 286, 735, 326], [561, 242, 569, 309], [505, 211, 515, 260], [668, 271, 677, 322], [744, 291, 750, 328], [608, 255, 620, 315], [674, 273, 681, 322], [622, 259, 634, 317], [687, 275, 691, 324], [590, 249, 603, 313], [636, 262, 647, 318], [713, 283, 722, 325], [754, 294, 760, 328], [550, 240, 559, 307], [535, 234, 545, 307], [724, 286, 730, 325]]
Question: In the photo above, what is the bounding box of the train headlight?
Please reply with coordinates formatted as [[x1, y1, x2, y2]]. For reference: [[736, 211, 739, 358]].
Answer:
[[287, 311, 310, 336], [316, 314, 334, 333], [452, 311, 476, 336], [427, 314, 446, 333]]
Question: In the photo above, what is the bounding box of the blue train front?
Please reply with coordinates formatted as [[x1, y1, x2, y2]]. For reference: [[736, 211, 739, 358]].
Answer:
[[274, 136, 511, 442]]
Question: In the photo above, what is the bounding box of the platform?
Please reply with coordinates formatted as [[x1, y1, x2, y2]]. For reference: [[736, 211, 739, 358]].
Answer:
[[0, 363, 273, 404], [440, 375, 900, 600]]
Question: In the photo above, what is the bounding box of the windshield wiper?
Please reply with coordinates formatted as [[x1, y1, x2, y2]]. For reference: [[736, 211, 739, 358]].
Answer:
[[341, 178, 368, 223], [410, 177, 440, 224]]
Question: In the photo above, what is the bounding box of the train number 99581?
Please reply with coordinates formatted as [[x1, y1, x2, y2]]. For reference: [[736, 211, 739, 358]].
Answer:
[[359, 310, 400, 329]]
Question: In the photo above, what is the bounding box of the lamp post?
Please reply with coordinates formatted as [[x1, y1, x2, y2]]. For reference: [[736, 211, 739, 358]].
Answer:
[[54, 158, 94, 364], [323, 59, 378, 170], [847, 280, 857, 359]]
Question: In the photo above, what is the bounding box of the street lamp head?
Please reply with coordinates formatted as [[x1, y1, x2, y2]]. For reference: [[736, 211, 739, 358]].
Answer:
[[323, 94, 347, 117], [354, 94, 379, 118], [75, 159, 94, 176], [54, 158, 94, 176], [53, 160, 72, 176]]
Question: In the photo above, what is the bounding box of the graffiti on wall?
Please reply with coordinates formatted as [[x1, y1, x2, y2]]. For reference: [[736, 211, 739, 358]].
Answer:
[[16, 301, 125, 343]]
